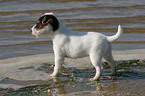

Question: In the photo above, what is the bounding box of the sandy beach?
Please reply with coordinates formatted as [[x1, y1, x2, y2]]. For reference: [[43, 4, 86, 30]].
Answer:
[[0, 49, 145, 96]]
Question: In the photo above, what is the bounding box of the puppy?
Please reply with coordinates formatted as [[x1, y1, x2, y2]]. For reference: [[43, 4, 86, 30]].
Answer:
[[31, 12, 123, 81]]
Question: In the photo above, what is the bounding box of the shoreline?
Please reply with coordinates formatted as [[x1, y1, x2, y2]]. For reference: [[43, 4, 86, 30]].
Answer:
[[0, 49, 144, 67], [0, 49, 145, 95], [0, 49, 144, 80]]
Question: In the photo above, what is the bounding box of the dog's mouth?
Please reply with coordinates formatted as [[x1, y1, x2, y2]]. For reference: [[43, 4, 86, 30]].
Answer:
[[32, 34, 39, 38], [32, 33, 39, 38], [31, 30, 40, 38], [32, 31, 40, 38], [35, 35, 39, 38]]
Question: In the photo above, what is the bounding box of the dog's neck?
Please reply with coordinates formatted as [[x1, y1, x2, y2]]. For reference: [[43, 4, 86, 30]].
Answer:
[[49, 21, 70, 40]]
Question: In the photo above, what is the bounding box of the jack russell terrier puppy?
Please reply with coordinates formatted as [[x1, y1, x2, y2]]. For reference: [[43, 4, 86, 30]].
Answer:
[[31, 12, 123, 81]]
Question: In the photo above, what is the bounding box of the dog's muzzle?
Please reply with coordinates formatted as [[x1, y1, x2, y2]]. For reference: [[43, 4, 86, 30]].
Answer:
[[31, 30, 39, 38]]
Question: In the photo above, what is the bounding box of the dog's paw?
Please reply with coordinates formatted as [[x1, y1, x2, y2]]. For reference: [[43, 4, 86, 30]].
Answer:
[[48, 74, 57, 77], [90, 78, 100, 81]]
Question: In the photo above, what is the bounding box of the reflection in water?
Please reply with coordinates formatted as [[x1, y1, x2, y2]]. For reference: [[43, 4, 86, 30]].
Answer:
[[45, 77, 121, 95], [0, 59, 144, 95], [94, 80, 119, 92], [45, 67, 145, 95], [47, 78, 67, 95]]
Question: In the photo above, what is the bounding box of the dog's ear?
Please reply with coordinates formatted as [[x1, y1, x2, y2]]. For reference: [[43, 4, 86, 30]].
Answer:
[[41, 15, 59, 31]]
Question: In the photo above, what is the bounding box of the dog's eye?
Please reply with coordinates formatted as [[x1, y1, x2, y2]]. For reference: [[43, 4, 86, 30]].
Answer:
[[35, 22, 44, 29], [38, 23, 42, 27], [38, 25, 43, 28]]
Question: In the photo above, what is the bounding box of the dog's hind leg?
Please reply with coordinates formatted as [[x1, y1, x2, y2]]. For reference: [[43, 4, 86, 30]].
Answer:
[[103, 49, 117, 75], [89, 52, 103, 81]]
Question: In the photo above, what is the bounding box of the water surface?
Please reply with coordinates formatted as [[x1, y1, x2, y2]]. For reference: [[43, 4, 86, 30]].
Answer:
[[0, 0, 145, 60]]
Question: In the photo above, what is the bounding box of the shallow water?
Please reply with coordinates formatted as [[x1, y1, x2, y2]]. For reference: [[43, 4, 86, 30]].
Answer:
[[0, 60, 145, 96], [0, 0, 145, 60]]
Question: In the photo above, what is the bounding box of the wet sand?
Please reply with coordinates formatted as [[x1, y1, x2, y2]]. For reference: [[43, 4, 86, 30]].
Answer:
[[0, 49, 145, 96]]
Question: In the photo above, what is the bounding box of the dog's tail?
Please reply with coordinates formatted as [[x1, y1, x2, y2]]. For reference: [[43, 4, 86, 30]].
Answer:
[[107, 25, 123, 42]]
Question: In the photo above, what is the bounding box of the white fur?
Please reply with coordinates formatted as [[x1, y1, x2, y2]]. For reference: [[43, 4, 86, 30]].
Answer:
[[31, 13, 123, 81]]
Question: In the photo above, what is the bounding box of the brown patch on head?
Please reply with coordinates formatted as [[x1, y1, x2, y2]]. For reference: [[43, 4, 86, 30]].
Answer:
[[42, 16, 46, 25], [45, 19, 53, 24], [37, 20, 40, 23], [37, 26, 47, 31]]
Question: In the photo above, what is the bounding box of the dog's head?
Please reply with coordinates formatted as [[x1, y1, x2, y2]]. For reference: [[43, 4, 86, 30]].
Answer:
[[31, 13, 59, 38]]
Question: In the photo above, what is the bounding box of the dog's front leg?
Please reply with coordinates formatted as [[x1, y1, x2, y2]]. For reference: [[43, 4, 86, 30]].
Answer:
[[48, 55, 65, 77]]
